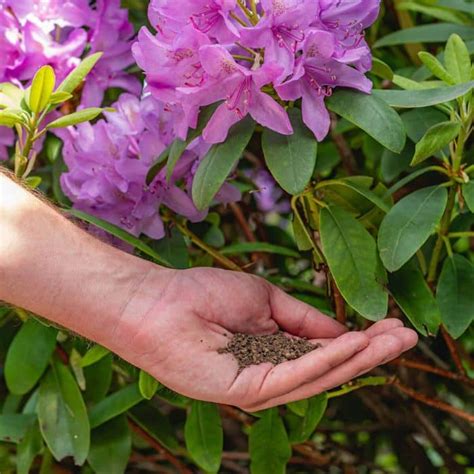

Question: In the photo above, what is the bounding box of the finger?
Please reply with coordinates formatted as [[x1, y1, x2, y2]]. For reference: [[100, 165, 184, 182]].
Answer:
[[268, 284, 347, 338], [244, 327, 418, 411], [364, 318, 403, 338], [252, 331, 369, 402]]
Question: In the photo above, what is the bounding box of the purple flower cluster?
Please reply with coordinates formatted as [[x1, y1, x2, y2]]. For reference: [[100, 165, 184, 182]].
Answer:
[[0, 0, 140, 106], [133, 0, 378, 143], [60, 93, 240, 239]]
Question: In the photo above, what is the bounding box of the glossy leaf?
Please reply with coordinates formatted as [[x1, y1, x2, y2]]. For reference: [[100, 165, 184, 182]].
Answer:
[[47, 108, 104, 129], [130, 402, 179, 452], [262, 108, 317, 195], [138, 371, 160, 400], [151, 228, 189, 269], [445, 34, 471, 84], [221, 242, 299, 258], [88, 416, 131, 474], [418, 52, 455, 85], [84, 354, 113, 405], [185, 401, 223, 473], [17, 422, 43, 474], [320, 206, 388, 320], [371, 58, 394, 80], [437, 255, 474, 338], [81, 345, 110, 367], [57, 53, 103, 94], [288, 394, 328, 444], [411, 121, 461, 165], [89, 383, 144, 429], [374, 23, 474, 48], [28, 65, 55, 113], [192, 116, 255, 210], [38, 359, 90, 465], [401, 108, 448, 143], [5, 318, 57, 395], [327, 89, 406, 153], [389, 259, 441, 336], [378, 186, 448, 272], [462, 181, 474, 212], [249, 408, 291, 474], [373, 82, 474, 108], [0, 414, 35, 443]]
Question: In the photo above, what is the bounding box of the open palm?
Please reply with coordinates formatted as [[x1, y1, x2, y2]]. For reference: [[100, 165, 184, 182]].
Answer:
[[113, 268, 418, 411]]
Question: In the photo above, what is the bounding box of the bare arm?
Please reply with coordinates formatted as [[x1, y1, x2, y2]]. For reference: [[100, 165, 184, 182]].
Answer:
[[0, 171, 417, 409]]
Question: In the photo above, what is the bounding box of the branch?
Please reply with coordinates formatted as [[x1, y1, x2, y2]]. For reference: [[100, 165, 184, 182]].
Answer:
[[128, 418, 193, 474], [391, 379, 474, 424], [390, 357, 473, 387], [441, 326, 468, 376]]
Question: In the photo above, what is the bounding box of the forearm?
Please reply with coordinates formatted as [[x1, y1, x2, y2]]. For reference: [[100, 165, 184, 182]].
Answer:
[[0, 171, 169, 349]]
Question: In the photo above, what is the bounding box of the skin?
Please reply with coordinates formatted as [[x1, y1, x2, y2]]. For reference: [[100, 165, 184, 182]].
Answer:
[[0, 172, 418, 410]]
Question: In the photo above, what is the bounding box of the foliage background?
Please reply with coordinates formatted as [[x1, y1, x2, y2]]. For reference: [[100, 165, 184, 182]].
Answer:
[[0, 0, 473, 473]]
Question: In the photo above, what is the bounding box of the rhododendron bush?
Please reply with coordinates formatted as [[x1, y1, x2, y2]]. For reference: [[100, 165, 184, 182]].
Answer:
[[0, 0, 473, 472]]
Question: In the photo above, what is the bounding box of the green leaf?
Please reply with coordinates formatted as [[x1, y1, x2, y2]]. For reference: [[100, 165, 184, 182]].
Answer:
[[38, 359, 90, 465], [151, 228, 189, 269], [89, 384, 144, 429], [46, 108, 104, 129], [373, 82, 474, 108], [287, 399, 309, 417], [371, 58, 394, 80], [0, 83, 24, 109], [5, 319, 57, 395], [220, 242, 299, 258], [389, 259, 441, 336], [445, 34, 472, 84], [437, 255, 474, 339], [0, 414, 35, 443], [288, 394, 327, 444], [129, 402, 179, 452], [418, 52, 456, 85], [28, 65, 55, 113], [437, 0, 474, 14], [68, 209, 172, 267], [378, 186, 448, 272], [138, 371, 160, 400], [88, 416, 131, 474], [462, 181, 474, 212], [84, 354, 113, 405], [192, 116, 255, 210], [327, 90, 406, 153], [185, 401, 223, 473], [0, 109, 25, 127], [81, 345, 110, 368], [397, 2, 467, 25], [292, 211, 313, 251], [381, 143, 415, 182], [57, 53, 103, 94], [17, 422, 43, 474], [412, 121, 461, 165], [317, 179, 391, 213], [320, 206, 388, 320], [374, 23, 474, 48], [401, 108, 449, 143], [49, 91, 73, 105], [262, 108, 317, 195], [249, 408, 291, 474]]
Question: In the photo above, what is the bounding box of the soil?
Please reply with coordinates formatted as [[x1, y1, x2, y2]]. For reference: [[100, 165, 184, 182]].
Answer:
[[218, 332, 320, 371]]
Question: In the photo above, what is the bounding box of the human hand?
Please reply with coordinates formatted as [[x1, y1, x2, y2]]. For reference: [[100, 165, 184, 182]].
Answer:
[[110, 267, 418, 410]]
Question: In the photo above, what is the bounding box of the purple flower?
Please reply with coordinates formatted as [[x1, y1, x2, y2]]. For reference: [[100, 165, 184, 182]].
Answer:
[[61, 93, 239, 239], [0, 0, 138, 106], [150, 0, 240, 43], [134, 0, 380, 143], [195, 45, 293, 143], [248, 169, 290, 213], [277, 30, 372, 140], [241, 0, 318, 82], [0, 127, 14, 161], [82, 0, 141, 107]]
